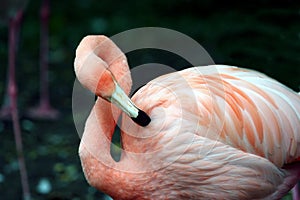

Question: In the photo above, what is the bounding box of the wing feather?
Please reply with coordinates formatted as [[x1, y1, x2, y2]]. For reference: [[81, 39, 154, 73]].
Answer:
[[132, 65, 300, 166]]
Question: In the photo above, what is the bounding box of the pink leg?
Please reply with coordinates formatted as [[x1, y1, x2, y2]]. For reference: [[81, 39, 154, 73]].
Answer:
[[27, 0, 59, 120], [0, 6, 23, 120], [293, 183, 300, 200], [7, 10, 31, 200]]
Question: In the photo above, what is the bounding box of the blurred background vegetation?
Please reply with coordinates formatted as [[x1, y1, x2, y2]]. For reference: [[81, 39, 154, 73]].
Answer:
[[0, 0, 299, 199]]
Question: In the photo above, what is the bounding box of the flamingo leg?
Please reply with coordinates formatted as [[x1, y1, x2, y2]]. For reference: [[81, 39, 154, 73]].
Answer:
[[7, 9, 31, 200], [27, 0, 59, 119], [0, 5, 23, 120]]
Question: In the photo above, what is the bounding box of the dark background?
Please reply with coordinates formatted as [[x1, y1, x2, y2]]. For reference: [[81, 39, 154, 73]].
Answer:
[[0, 0, 299, 199]]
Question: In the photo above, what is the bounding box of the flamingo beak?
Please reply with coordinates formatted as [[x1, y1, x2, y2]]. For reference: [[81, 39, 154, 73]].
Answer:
[[107, 81, 151, 127]]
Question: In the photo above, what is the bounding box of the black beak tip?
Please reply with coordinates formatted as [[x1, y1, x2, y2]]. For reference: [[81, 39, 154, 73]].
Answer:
[[131, 109, 151, 127]]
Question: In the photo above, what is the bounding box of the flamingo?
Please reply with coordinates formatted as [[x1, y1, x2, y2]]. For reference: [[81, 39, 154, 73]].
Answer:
[[74, 35, 300, 200]]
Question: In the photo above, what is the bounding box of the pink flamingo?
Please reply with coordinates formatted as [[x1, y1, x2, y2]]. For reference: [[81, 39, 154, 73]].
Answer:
[[74, 35, 300, 200]]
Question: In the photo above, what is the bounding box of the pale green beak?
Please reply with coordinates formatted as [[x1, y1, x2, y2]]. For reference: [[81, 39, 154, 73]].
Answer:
[[106, 80, 151, 127]]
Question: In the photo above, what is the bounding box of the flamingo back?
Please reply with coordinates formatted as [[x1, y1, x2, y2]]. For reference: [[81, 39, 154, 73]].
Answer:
[[131, 65, 300, 167]]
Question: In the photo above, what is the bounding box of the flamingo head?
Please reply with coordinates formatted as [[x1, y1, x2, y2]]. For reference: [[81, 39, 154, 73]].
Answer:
[[74, 35, 151, 127]]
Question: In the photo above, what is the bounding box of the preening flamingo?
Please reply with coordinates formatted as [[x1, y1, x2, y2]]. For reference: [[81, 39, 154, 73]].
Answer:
[[74, 35, 300, 200]]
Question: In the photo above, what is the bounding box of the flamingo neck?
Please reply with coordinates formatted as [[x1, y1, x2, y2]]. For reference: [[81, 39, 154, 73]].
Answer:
[[79, 98, 140, 197]]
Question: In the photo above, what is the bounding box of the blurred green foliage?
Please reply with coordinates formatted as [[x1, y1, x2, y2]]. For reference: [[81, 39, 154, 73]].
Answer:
[[0, 0, 299, 199]]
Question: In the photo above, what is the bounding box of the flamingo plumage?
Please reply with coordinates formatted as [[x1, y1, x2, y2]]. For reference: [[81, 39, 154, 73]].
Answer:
[[74, 35, 300, 200]]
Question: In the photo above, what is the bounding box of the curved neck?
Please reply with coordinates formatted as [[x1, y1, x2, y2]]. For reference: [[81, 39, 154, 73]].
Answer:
[[75, 35, 137, 197], [79, 98, 139, 197], [79, 97, 119, 167]]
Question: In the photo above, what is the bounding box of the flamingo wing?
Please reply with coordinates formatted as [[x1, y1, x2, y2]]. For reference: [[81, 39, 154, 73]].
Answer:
[[132, 65, 300, 167], [120, 65, 300, 199]]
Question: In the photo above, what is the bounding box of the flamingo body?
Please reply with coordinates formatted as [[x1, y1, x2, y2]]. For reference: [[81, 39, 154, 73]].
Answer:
[[75, 36, 300, 200]]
